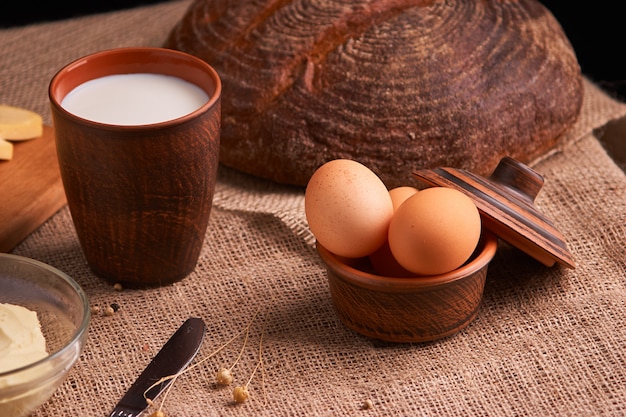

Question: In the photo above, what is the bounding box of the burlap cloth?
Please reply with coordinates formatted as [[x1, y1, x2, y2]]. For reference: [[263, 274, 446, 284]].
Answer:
[[2, 1, 626, 415]]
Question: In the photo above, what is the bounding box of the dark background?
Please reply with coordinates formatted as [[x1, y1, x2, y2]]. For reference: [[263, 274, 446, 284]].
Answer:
[[1, 1, 169, 27], [1, 1, 624, 102]]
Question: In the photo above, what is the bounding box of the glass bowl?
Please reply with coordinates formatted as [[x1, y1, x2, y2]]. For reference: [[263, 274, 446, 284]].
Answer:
[[0, 253, 90, 417]]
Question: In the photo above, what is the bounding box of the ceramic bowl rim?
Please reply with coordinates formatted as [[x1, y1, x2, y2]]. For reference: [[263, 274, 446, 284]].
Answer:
[[317, 231, 498, 291]]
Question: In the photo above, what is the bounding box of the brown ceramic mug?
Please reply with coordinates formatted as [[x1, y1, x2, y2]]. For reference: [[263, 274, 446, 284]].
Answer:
[[49, 47, 221, 287]]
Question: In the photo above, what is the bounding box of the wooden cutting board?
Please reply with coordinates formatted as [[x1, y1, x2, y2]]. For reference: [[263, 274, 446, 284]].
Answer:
[[0, 125, 67, 252]]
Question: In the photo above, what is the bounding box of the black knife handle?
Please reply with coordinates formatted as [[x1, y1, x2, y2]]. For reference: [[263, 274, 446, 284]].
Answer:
[[109, 317, 206, 417]]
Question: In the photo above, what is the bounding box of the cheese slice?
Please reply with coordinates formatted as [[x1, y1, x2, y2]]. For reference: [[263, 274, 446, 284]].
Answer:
[[0, 105, 43, 140], [0, 137, 13, 160]]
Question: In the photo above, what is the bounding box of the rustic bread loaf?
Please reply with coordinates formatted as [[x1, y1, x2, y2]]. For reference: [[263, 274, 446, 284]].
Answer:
[[164, 0, 583, 188]]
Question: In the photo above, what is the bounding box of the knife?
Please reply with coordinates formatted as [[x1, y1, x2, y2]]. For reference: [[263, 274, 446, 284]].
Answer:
[[108, 317, 206, 417]]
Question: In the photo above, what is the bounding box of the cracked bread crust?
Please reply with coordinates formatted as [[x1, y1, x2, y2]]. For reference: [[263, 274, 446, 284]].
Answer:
[[165, 0, 583, 188]]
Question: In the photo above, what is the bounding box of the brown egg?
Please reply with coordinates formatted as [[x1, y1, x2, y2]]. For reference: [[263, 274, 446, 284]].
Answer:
[[369, 186, 419, 277], [369, 239, 417, 277], [305, 159, 393, 258], [388, 187, 481, 275], [389, 186, 419, 211]]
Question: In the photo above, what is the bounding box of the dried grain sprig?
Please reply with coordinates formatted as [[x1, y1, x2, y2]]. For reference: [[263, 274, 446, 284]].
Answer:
[[143, 309, 263, 416]]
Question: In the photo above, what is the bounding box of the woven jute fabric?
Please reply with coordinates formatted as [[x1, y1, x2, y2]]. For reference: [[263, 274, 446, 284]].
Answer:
[[2, 1, 626, 415]]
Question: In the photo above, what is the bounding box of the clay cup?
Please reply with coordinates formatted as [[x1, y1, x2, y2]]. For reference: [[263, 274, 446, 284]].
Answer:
[[49, 47, 221, 287]]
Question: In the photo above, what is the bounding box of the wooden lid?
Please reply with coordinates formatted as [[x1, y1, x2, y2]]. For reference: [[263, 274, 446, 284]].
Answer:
[[413, 156, 575, 268]]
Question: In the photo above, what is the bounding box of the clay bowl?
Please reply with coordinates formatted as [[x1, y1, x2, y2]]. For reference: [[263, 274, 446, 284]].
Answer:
[[317, 231, 498, 343]]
